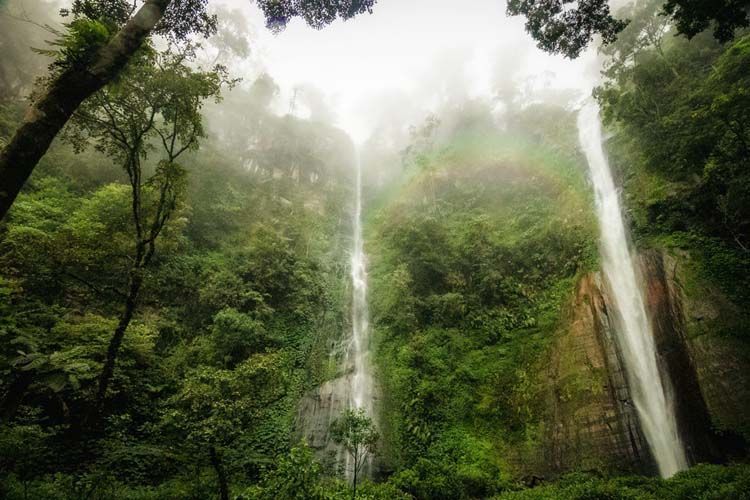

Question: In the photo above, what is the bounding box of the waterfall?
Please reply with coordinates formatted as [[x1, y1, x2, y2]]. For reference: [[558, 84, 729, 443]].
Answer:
[[294, 149, 376, 478], [577, 102, 688, 477], [336, 147, 377, 480], [348, 149, 375, 415]]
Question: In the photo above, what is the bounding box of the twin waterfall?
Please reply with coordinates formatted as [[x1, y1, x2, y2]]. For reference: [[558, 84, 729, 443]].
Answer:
[[577, 102, 688, 477], [304, 110, 688, 479]]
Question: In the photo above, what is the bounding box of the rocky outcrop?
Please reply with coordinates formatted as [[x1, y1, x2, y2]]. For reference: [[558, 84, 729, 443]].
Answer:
[[640, 250, 749, 462], [540, 272, 653, 475], [296, 376, 350, 467], [296, 366, 385, 479], [539, 248, 748, 476]]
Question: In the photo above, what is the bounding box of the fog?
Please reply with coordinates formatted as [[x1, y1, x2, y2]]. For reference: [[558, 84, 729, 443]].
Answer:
[[0, 0, 612, 184], [8, 1, 745, 494], [212, 0, 604, 143], [0, 0, 609, 148]]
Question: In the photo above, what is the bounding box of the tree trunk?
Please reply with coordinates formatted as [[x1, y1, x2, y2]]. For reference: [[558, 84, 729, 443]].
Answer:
[[352, 469, 358, 500], [93, 267, 144, 416], [0, 371, 33, 423], [0, 0, 172, 221], [352, 447, 359, 500], [209, 445, 230, 500]]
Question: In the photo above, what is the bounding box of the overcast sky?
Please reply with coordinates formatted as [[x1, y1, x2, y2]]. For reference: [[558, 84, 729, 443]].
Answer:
[[217, 0, 604, 141]]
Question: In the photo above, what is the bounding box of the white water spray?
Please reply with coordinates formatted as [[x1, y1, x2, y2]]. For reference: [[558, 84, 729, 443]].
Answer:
[[348, 149, 374, 415], [339, 148, 376, 479], [578, 102, 688, 477]]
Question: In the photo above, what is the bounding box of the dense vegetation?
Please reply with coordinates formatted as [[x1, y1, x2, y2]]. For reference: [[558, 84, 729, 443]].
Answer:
[[2, 0, 750, 498], [498, 463, 750, 500], [0, 58, 360, 496], [367, 109, 598, 497]]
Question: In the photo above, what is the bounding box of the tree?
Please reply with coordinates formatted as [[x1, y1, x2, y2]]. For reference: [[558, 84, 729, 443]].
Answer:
[[62, 45, 226, 420], [600, 0, 680, 80], [163, 354, 288, 500], [663, 0, 750, 42], [507, 0, 750, 59], [0, 0, 376, 221], [592, 0, 750, 261], [330, 408, 379, 500], [0, 181, 131, 424], [0, 0, 176, 222], [258, 442, 326, 500], [506, 0, 627, 58]]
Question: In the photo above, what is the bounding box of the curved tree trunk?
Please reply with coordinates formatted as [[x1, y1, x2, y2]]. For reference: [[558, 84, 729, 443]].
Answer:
[[93, 268, 144, 417], [0, 0, 172, 221]]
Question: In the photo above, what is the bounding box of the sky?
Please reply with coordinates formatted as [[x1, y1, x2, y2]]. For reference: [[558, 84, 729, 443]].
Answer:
[[215, 0, 605, 143]]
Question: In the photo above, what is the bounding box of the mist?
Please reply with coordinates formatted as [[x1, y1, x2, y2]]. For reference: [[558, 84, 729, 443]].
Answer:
[[189, 0, 607, 191]]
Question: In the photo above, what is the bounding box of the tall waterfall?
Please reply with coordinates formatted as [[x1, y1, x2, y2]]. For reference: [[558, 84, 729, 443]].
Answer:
[[294, 149, 376, 478], [348, 150, 375, 416], [578, 102, 688, 477]]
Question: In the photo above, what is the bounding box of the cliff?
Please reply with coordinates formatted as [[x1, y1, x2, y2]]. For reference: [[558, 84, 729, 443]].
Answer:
[[537, 272, 652, 476], [537, 248, 749, 476]]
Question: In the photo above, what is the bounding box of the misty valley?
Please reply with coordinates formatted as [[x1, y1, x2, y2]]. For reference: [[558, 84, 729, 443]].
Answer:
[[1, 0, 749, 499]]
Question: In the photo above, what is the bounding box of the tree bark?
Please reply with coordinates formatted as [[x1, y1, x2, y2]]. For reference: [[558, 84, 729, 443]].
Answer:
[[209, 445, 230, 500], [0, 0, 172, 221]]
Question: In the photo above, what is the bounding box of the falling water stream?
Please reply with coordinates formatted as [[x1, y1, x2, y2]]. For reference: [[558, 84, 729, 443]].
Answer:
[[295, 149, 376, 479], [578, 102, 688, 477], [348, 149, 375, 415], [340, 148, 376, 478]]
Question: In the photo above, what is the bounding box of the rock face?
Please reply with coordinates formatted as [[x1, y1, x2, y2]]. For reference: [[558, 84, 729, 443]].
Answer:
[[640, 250, 749, 462], [540, 248, 748, 476], [296, 365, 385, 478], [301, 249, 748, 478], [296, 376, 350, 468], [540, 272, 653, 475]]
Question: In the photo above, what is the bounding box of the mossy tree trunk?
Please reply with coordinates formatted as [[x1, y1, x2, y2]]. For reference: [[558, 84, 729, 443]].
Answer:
[[0, 0, 172, 221]]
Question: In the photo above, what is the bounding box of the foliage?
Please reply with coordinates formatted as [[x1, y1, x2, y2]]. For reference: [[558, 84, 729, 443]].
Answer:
[[369, 109, 597, 498], [0, 30, 355, 496], [496, 464, 750, 500], [509, 0, 750, 59], [257, 0, 377, 31], [663, 0, 750, 42], [330, 408, 379, 498], [506, 0, 627, 58], [3, 2, 750, 498], [56, 43, 229, 415], [46, 18, 112, 69], [164, 354, 287, 448], [66, 0, 218, 41], [68, 0, 380, 39], [595, 0, 750, 447], [254, 442, 327, 500], [595, 7, 750, 313]]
